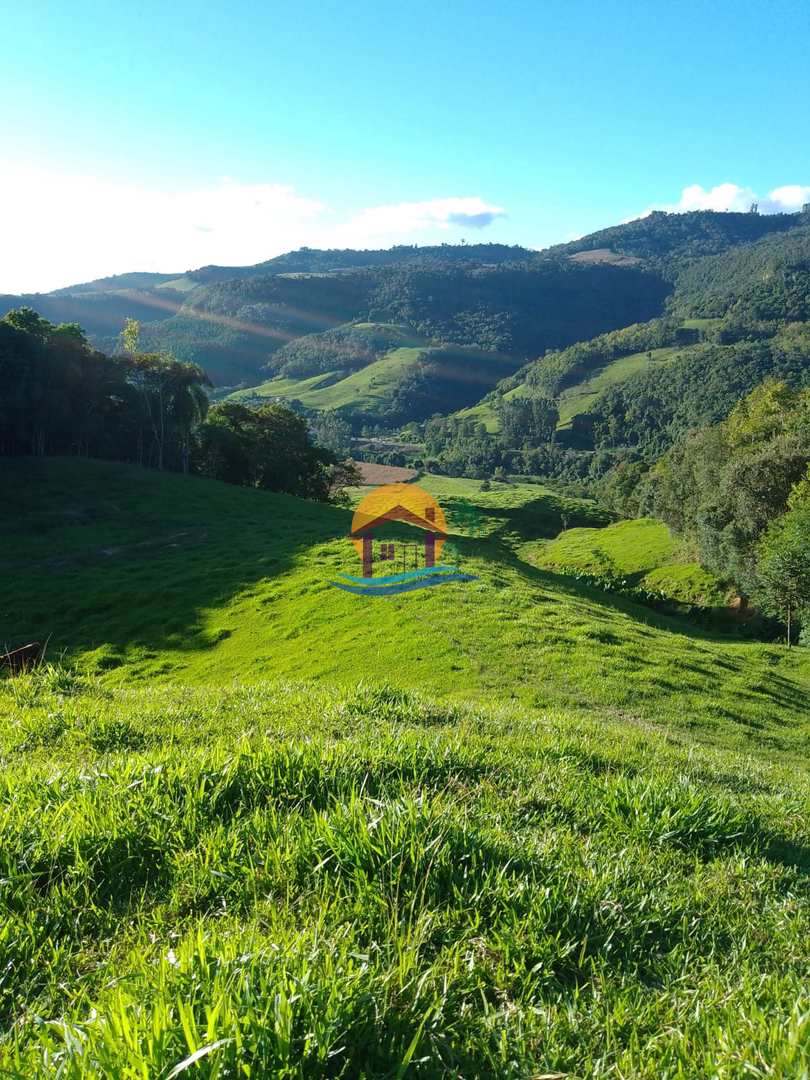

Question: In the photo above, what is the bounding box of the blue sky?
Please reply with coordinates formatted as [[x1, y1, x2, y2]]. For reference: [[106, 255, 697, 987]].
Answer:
[[2, 0, 809, 291]]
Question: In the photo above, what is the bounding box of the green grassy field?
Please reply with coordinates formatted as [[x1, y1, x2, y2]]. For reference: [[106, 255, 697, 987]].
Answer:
[[231, 348, 425, 412], [2, 459, 809, 1076], [231, 370, 344, 403], [5, 460, 803, 734], [0, 672, 808, 1077], [529, 518, 733, 605]]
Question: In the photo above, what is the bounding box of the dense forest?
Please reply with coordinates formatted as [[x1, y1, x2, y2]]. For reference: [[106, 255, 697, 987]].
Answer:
[[0, 308, 351, 501]]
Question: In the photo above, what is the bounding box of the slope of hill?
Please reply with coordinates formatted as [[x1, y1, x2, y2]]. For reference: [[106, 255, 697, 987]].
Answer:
[[231, 338, 522, 423], [671, 223, 810, 319], [265, 321, 423, 378], [2, 459, 807, 731], [457, 341, 691, 435], [586, 327, 810, 456], [1, 458, 809, 1076], [234, 345, 428, 413], [458, 222, 810, 438], [528, 517, 732, 606]]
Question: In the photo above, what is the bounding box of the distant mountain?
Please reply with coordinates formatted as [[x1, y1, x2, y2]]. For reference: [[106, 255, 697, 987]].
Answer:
[[452, 221, 810, 462], [3, 210, 809, 395]]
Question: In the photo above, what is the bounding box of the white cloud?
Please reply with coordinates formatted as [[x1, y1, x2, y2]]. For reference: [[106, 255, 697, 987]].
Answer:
[[327, 196, 506, 245], [631, 181, 810, 221], [0, 168, 507, 293], [761, 184, 810, 213]]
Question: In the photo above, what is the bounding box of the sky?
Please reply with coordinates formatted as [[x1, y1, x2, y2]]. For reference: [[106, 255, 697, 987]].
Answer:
[[2, 0, 809, 293]]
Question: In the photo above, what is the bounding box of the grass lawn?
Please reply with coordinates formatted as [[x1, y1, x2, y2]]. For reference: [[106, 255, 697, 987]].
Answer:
[[0, 674, 808, 1076]]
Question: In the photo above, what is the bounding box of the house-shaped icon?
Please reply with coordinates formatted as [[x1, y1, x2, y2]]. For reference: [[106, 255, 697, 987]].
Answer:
[[349, 484, 448, 578]]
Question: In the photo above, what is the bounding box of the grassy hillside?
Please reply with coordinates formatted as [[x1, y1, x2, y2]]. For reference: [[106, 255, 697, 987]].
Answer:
[[2, 458, 809, 1076], [232, 346, 427, 412], [455, 344, 687, 434], [554, 346, 685, 428], [263, 321, 425, 379], [231, 340, 519, 422], [528, 517, 732, 606], [2, 459, 807, 735], [292, 347, 426, 409]]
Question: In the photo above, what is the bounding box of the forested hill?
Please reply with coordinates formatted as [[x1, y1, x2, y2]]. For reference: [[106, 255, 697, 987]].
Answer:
[[461, 221, 810, 448], [0, 243, 537, 358], [4, 209, 809, 388], [549, 208, 804, 275]]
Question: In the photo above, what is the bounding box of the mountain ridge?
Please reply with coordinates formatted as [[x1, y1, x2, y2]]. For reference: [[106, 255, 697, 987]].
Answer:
[[3, 209, 809, 397]]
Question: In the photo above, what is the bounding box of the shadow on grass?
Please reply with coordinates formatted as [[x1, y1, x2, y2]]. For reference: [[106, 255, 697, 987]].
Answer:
[[443, 492, 610, 543], [1, 457, 356, 664]]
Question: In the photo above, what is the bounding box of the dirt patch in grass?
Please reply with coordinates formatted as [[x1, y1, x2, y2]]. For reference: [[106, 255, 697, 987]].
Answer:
[[351, 460, 419, 485]]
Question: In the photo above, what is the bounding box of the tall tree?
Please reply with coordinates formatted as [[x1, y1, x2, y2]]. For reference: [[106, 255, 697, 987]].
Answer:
[[754, 485, 810, 646]]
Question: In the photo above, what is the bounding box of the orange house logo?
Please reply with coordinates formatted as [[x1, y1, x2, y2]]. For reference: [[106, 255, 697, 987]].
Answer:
[[330, 483, 477, 596]]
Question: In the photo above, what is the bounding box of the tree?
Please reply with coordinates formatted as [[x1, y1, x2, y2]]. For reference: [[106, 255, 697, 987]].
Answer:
[[754, 486, 810, 646], [498, 394, 559, 449], [120, 317, 141, 356], [637, 383, 810, 594], [2, 306, 53, 341], [0, 307, 210, 469], [124, 349, 209, 468], [194, 402, 342, 500], [308, 412, 353, 455]]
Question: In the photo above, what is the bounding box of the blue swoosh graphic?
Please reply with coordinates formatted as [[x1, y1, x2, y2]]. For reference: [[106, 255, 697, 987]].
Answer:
[[329, 573, 477, 596], [337, 564, 460, 585]]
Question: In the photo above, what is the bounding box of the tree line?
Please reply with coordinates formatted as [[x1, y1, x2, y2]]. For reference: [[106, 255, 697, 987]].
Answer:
[[0, 308, 355, 502], [603, 380, 810, 644]]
